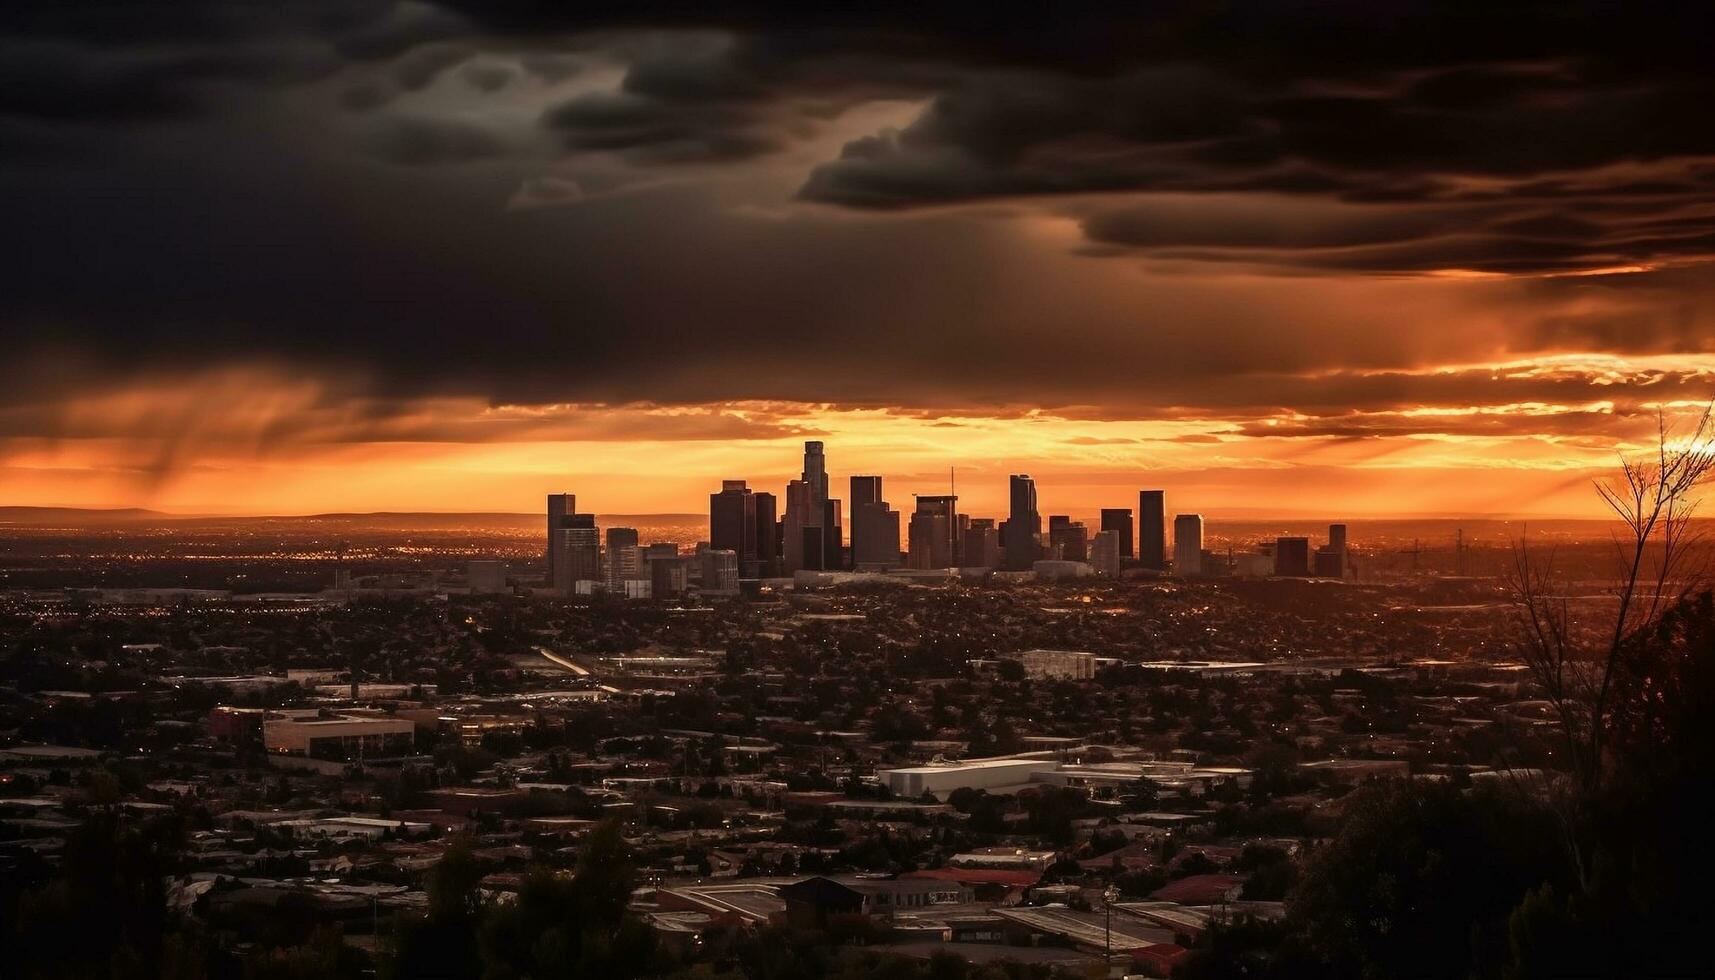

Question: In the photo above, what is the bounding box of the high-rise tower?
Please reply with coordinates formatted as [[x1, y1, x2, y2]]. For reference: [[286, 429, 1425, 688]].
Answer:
[[1139, 490, 1166, 570], [546, 493, 576, 574], [1003, 475, 1040, 570], [1173, 513, 1203, 576]]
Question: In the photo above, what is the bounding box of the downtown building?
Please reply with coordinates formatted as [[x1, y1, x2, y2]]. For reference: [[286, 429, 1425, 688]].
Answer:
[[850, 476, 901, 570], [551, 513, 600, 594], [962, 518, 1000, 569], [1139, 490, 1166, 570], [1002, 475, 1041, 570], [783, 441, 840, 572], [1173, 513, 1204, 576], [605, 526, 641, 590], [1047, 515, 1088, 562], [908, 494, 959, 569], [546, 492, 576, 574], [1100, 508, 1134, 560]]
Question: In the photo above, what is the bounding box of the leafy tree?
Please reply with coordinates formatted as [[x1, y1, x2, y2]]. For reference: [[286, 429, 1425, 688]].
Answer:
[[1287, 780, 1565, 980]]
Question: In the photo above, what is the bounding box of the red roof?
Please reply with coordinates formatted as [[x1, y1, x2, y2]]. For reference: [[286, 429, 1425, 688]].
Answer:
[[1132, 944, 1190, 968], [1148, 874, 1244, 905], [904, 867, 1043, 888]]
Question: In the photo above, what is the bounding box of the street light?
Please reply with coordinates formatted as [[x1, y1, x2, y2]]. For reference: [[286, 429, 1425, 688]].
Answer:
[[1103, 884, 1120, 977]]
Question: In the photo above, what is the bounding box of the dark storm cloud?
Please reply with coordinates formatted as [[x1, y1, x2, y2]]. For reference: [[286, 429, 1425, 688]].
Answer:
[[4, 0, 1715, 436]]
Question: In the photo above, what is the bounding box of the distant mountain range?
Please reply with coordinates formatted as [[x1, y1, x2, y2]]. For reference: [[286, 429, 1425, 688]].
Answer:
[[0, 507, 704, 528]]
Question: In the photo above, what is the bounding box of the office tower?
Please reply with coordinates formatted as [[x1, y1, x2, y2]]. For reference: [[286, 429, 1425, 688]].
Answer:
[[783, 479, 812, 572], [553, 513, 600, 593], [823, 498, 843, 570], [1173, 513, 1203, 576], [851, 476, 900, 569], [701, 549, 739, 595], [907, 495, 958, 569], [752, 492, 778, 577], [783, 441, 831, 573], [1139, 490, 1166, 570], [1004, 475, 1040, 570], [651, 556, 689, 599], [1317, 522, 1350, 578], [1275, 536, 1311, 576], [963, 518, 1000, 569], [605, 527, 640, 588], [851, 475, 881, 511], [904, 495, 954, 569], [802, 440, 829, 509], [1090, 529, 1122, 577], [641, 541, 679, 587], [1048, 515, 1088, 562], [546, 493, 576, 573], [1314, 547, 1344, 577], [1100, 508, 1134, 559], [710, 481, 757, 563]]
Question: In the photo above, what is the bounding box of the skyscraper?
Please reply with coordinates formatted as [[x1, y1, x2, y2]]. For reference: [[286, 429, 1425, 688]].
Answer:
[[1004, 475, 1040, 570], [553, 513, 600, 593], [701, 549, 740, 596], [605, 526, 640, 589], [1317, 522, 1350, 578], [1048, 515, 1087, 562], [1100, 508, 1134, 559], [783, 441, 831, 572], [907, 494, 958, 569], [822, 498, 843, 570], [546, 492, 575, 573], [963, 518, 1000, 569], [802, 440, 829, 509], [783, 479, 812, 572], [1090, 529, 1122, 577], [751, 491, 778, 578], [710, 480, 756, 563], [1139, 490, 1166, 570], [1173, 513, 1203, 576], [851, 476, 900, 569], [1275, 536, 1311, 576]]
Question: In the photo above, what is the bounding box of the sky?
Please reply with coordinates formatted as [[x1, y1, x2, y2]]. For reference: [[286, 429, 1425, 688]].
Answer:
[[4, 2, 1715, 518]]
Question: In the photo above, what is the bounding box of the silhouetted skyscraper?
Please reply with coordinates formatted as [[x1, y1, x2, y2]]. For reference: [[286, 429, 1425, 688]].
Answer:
[[783, 479, 812, 572], [783, 441, 831, 572], [751, 491, 778, 577], [1048, 515, 1087, 562], [1275, 536, 1311, 576], [553, 513, 599, 593], [1173, 513, 1203, 576], [822, 498, 843, 570], [1091, 528, 1122, 577], [908, 494, 958, 569], [605, 526, 639, 588], [701, 549, 739, 595], [851, 476, 899, 569], [1139, 490, 1166, 570], [710, 480, 756, 563], [963, 518, 1000, 569], [546, 493, 575, 573], [1004, 475, 1040, 570], [1100, 508, 1134, 559]]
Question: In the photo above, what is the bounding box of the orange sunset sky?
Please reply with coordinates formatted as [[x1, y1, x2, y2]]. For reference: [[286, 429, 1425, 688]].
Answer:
[[5, 6, 1715, 518]]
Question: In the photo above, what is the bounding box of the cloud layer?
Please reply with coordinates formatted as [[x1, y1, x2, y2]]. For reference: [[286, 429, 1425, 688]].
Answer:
[[3, 2, 1714, 510]]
